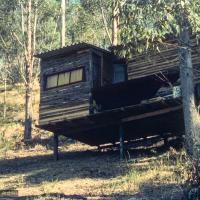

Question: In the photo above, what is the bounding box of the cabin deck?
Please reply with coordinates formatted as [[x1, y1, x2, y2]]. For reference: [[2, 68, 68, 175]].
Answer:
[[40, 96, 184, 146]]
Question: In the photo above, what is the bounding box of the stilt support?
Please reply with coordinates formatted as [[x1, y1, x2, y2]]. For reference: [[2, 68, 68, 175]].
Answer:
[[164, 137, 169, 147], [97, 145, 101, 152], [53, 133, 59, 161], [119, 125, 125, 160], [162, 133, 169, 147]]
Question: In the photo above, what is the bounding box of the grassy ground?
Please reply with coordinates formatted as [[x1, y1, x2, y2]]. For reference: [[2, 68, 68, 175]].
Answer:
[[0, 85, 188, 200], [0, 142, 187, 200]]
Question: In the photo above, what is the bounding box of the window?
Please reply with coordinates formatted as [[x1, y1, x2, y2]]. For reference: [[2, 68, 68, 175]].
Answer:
[[113, 64, 125, 83], [46, 68, 84, 89], [70, 68, 83, 83], [58, 72, 70, 86], [46, 74, 58, 89]]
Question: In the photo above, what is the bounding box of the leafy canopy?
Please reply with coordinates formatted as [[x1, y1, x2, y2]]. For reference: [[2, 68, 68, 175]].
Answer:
[[119, 0, 200, 56]]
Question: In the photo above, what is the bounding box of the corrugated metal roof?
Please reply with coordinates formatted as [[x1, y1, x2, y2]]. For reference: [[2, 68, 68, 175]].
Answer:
[[35, 42, 111, 59]]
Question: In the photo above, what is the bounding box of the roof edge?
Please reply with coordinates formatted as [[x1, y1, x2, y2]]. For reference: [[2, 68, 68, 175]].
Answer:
[[35, 42, 112, 59]]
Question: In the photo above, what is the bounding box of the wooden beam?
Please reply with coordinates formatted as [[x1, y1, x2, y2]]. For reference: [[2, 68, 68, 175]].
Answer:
[[53, 133, 59, 161], [119, 125, 125, 160], [122, 105, 182, 123], [43, 105, 182, 136], [50, 119, 119, 136]]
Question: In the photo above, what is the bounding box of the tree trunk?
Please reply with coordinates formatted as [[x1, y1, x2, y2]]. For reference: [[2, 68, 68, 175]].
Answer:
[[24, 0, 33, 141], [99, 0, 112, 45], [33, 0, 38, 53], [179, 22, 196, 156], [61, 0, 66, 47], [24, 83, 32, 141], [20, 1, 25, 36], [112, 0, 119, 46], [3, 65, 7, 120]]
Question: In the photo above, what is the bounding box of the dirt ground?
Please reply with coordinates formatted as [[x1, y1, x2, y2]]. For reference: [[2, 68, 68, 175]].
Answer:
[[0, 137, 186, 200]]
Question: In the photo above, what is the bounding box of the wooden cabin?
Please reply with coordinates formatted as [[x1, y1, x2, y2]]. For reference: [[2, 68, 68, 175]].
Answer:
[[36, 43, 126, 127], [36, 40, 200, 159]]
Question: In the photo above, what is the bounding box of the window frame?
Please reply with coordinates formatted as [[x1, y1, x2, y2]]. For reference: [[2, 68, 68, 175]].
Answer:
[[44, 66, 85, 90]]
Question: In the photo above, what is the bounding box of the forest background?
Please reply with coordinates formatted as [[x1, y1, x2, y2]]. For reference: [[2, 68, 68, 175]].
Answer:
[[0, 0, 200, 199]]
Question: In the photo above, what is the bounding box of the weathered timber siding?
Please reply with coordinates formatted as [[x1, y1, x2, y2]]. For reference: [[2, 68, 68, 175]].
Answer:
[[39, 51, 91, 126], [128, 45, 200, 83]]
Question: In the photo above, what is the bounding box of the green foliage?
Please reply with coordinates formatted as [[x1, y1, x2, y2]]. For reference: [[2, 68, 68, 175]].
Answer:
[[36, 0, 60, 51], [0, 0, 115, 84], [0, 0, 200, 79], [119, 0, 200, 57], [69, 0, 112, 47]]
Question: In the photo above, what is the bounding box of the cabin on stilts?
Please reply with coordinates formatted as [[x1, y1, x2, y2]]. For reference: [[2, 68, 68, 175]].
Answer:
[[36, 37, 200, 160]]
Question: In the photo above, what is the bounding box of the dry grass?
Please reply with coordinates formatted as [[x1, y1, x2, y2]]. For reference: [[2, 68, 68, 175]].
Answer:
[[0, 82, 41, 145], [0, 142, 187, 200], [0, 84, 188, 200]]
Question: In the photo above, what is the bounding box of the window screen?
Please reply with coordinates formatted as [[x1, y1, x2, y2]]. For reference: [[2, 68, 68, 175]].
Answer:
[[46, 74, 58, 89], [46, 68, 84, 89], [70, 68, 83, 83], [58, 72, 70, 86]]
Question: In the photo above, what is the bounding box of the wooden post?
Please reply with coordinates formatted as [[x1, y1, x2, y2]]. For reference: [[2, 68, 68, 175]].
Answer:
[[161, 133, 169, 147], [53, 133, 59, 161], [119, 125, 124, 160], [163, 137, 169, 148]]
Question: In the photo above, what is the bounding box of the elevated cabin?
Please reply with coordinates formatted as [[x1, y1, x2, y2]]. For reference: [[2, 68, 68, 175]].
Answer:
[[36, 43, 126, 127], [36, 39, 200, 159]]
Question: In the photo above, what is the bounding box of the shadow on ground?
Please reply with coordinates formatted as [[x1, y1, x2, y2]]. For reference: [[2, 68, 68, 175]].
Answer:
[[0, 137, 183, 200], [0, 183, 185, 200], [0, 138, 181, 180], [136, 182, 185, 200], [0, 193, 135, 200]]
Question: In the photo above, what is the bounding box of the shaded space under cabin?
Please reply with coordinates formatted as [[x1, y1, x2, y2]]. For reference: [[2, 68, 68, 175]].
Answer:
[[41, 97, 183, 146], [35, 40, 200, 159]]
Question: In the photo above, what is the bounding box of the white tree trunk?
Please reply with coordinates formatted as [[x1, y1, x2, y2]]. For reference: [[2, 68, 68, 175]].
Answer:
[[61, 0, 66, 47], [24, 0, 33, 141], [112, 0, 119, 46], [99, 0, 112, 45], [3, 65, 7, 119]]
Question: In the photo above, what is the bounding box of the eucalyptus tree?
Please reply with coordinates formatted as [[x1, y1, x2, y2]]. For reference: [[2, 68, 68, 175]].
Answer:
[[80, 0, 127, 47], [0, 0, 21, 119], [120, 0, 200, 157], [111, 0, 120, 45], [61, 0, 66, 47], [68, 0, 111, 47], [0, 58, 7, 119], [21, 0, 60, 141], [36, 0, 60, 51], [0, 0, 61, 140]]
